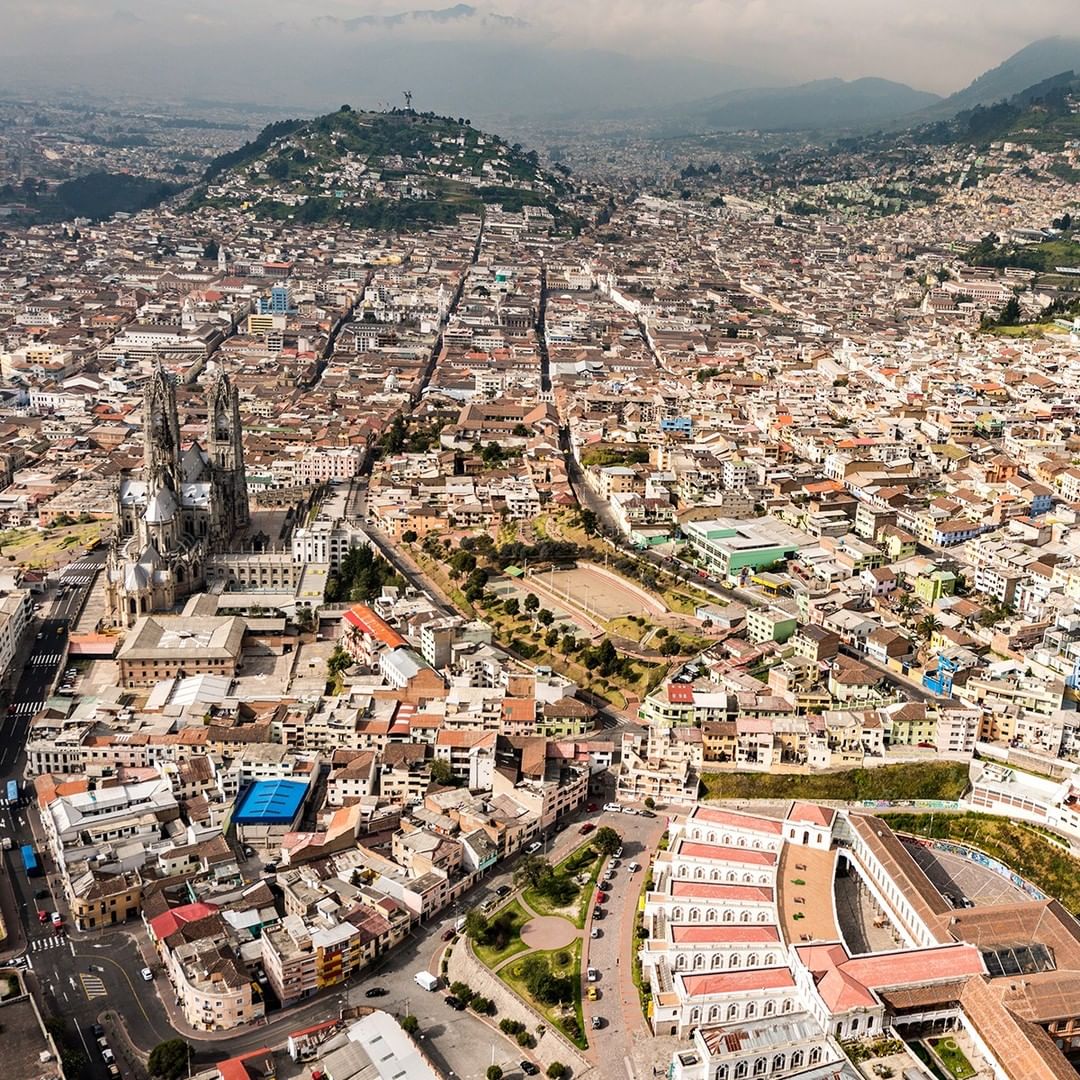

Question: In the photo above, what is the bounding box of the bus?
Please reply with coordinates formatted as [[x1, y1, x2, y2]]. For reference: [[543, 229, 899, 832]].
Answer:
[[5, 780, 18, 806], [20, 844, 39, 877]]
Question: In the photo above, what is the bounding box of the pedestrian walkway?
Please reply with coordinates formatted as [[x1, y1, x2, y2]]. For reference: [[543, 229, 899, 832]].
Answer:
[[28, 652, 63, 667], [8, 698, 45, 715], [80, 973, 107, 1000], [30, 933, 67, 953]]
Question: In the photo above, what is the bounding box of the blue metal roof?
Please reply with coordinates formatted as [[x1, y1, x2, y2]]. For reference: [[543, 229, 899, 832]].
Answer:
[[233, 779, 307, 825]]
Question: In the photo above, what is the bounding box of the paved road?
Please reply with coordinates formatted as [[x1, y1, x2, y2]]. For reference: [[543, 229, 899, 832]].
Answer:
[[580, 809, 667, 1080]]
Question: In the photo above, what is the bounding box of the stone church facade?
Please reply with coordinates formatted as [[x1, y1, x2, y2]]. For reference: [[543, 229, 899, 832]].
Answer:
[[106, 367, 250, 626]]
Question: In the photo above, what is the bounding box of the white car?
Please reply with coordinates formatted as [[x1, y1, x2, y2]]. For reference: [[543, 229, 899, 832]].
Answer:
[[140, 967, 153, 981], [525, 841, 542, 855], [587, 967, 600, 982], [628, 861, 641, 872], [614, 848, 624, 859], [591, 928, 602, 938], [603, 803, 621, 813]]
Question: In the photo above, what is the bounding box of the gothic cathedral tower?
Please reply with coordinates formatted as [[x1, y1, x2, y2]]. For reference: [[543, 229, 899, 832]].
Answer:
[[207, 369, 250, 539]]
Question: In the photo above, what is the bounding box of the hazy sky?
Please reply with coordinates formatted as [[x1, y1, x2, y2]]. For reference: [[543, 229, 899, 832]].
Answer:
[[1, 0, 1075, 109]]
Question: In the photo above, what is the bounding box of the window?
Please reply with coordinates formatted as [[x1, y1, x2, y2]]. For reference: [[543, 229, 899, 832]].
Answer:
[[746, 1002, 756, 1019], [753, 1059, 767, 1077], [809, 1049, 821, 1066]]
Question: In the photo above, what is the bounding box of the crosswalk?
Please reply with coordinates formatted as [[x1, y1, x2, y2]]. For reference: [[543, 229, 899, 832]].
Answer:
[[29, 652, 63, 667], [80, 973, 107, 999], [9, 699, 44, 716], [60, 573, 95, 587], [31, 934, 67, 953]]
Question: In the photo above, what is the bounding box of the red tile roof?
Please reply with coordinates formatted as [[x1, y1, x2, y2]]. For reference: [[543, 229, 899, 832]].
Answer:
[[690, 806, 784, 835], [677, 841, 778, 866], [681, 967, 795, 997], [149, 901, 220, 942], [670, 925, 780, 944], [670, 882, 773, 902]]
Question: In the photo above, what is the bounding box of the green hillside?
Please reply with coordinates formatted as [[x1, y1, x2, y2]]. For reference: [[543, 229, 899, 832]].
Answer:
[[193, 106, 575, 230]]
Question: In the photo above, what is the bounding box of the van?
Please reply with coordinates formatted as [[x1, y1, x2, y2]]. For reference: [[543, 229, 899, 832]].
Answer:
[[454, 916, 467, 932], [414, 970, 439, 992]]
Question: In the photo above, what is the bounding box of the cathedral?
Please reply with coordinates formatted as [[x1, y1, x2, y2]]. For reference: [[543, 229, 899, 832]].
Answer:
[[106, 367, 250, 626]]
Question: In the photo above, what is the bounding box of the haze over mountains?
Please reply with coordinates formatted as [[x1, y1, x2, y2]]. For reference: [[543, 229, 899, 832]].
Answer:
[[0, 0, 1076, 139]]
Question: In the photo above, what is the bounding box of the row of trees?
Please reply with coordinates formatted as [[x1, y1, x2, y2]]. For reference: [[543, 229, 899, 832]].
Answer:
[[326, 542, 403, 604]]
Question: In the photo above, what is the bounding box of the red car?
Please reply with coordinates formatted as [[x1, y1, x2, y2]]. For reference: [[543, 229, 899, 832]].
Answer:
[[36, 910, 48, 924], [443, 929, 456, 941], [596, 892, 608, 904], [579, 823, 595, 835]]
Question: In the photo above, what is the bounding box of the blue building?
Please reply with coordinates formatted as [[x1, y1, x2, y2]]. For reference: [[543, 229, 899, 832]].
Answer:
[[660, 416, 693, 435], [257, 285, 294, 316], [233, 779, 308, 844]]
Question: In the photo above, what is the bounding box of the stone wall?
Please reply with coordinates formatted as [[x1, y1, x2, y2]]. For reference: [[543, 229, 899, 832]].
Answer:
[[446, 939, 594, 1078]]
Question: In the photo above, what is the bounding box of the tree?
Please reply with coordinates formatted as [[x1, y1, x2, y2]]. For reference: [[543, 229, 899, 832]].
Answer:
[[644, 796, 655, 810], [400, 1015, 419, 1034], [464, 909, 488, 941], [524, 593, 540, 614], [148, 1039, 191, 1080], [202, 238, 219, 260], [593, 826, 622, 856], [504, 597, 520, 617], [544, 628, 560, 649], [487, 1068, 504, 1080], [999, 296, 1022, 326], [560, 634, 577, 653], [402, 530, 418, 543], [537, 608, 554, 627], [429, 758, 456, 786], [579, 508, 599, 535], [513, 853, 551, 890], [547, 1064, 568, 1079], [916, 614, 941, 641]]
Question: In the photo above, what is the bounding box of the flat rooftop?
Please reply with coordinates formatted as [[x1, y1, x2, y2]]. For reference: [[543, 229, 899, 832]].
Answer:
[[776, 842, 840, 946]]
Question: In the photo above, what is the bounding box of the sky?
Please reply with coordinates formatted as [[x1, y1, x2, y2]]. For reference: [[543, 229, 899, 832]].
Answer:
[[0, 0, 1075, 113]]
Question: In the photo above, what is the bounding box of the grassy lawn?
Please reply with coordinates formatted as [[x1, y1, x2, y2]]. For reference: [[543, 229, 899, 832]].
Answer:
[[700, 761, 970, 802], [472, 900, 530, 969], [524, 842, 603, 929], [500, 941, 587, 1050], [880, 811, 1080, 910], [930, 1037, 976, 1080], [0, 521, 103, 570]]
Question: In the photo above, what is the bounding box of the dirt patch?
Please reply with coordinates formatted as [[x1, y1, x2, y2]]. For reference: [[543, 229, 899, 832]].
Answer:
[[520, 915, 579, 951]]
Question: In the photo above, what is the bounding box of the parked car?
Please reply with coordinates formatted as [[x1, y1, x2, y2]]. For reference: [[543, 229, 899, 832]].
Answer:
[[591, 1016, 603, 1030], [37, 910, 48, 923], [90, 1025, 105, 1039], [445, 996, 466, 1011], [640, 810, 656, 818], [587, 986, 599, 1001], [596, 892, 608, 904], [140, 967, 153, 982], [614, 847, 624, 858], [603, 803, 621, 813], [521, 1063, 540, 1076], [591, 928, 602, 938], [50, 912, 62, 928], [495, 884, 511, 897], [587, 967, 600, 982], [628, 862, 641, 872], [578, 823, 595, 835], [592, 907, 605, 920], [365, 987, 388, 998], [524, 841, 542, 855], [604, 869, 615, 880], [443, 929, 456, 941]]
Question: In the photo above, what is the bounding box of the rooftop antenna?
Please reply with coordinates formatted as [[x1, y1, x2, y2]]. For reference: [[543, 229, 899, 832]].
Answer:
[[403, 90, 413, 111]]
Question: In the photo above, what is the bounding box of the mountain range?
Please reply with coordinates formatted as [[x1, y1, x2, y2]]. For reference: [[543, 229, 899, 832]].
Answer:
[[647, 35, 1080, 135]]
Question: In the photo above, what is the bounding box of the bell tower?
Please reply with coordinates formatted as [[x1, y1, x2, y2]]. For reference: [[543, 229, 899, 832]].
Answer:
[[143, 366, 180, 491], [207, 369, 249, 535]]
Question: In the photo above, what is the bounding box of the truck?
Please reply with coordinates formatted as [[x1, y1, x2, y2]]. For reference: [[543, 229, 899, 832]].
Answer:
[[20, 844, 39, 877], [413, 970, 439, 992]]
